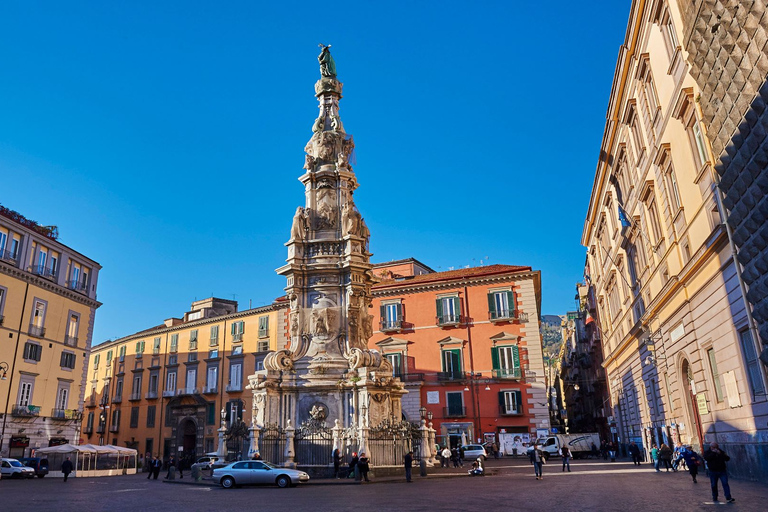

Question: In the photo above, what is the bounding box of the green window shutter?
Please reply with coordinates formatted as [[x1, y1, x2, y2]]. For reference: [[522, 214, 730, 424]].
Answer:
[[451, 349, 462, 372], [231, 323, 236, 336], [455, 297, 462, 318], [380, 305, 386, 320], [491, 347, 500, 370], [435, 298, 443, 319], [239, 321, 244, 334], [512, 345, 520, 376], [507, 291, 516, 313], [487, 293, 496, 317], [515, 391, 523, 413], [395, 303, 402, 320], [498, 391, 506, 408]]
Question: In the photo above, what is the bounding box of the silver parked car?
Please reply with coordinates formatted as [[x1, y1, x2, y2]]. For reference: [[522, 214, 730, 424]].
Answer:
[[213, 460, 310, 488], [461, 444, 488, 461], [1, 458, 36, 479]]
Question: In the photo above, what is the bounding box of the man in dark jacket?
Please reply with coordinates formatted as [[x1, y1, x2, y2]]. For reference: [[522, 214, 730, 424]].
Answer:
[[627, 442, 641, 466], [152, 456, 162, 479], [404, 451, 413, 482], [703, 442, 735, 503], [61, 456, 74, 482]]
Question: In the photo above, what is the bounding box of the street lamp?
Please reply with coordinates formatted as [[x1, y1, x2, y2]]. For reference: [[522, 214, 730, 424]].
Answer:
[[419, 406, 427, 420], [0, 361, 8, 380], [427, 411, 433, 421]]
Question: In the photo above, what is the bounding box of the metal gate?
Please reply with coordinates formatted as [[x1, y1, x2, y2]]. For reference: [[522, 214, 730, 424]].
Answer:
[[295, 419, 334, 466], [367, 420, 421, 466], [259, 423, 286, 465]]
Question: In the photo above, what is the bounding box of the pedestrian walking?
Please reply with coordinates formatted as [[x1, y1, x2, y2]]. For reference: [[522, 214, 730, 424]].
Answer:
[[628, 441, 641, 465], [358, 452, 370, 482], [672, 442, 685, 471], [348, 452, 358, 479], [703, 442, 735, 503], [681, 445, 702, 484], [659, 443, 673, 472], [61, 456, 73, 482], [560, 445, 571, 472], [147, 456, 155, 479], [491, 442, 499, 460], [530, 443, 545, 480], [441, 446, 451, 468], [152, 456, 162, 479], [600, 440, 608, 460], [404, 450, 413, 482], [333, 448, 341, 479], [591, 442, 599, 459], [450, 447, 460, 468], [608, 441, 617, 462], [177, 455, 184, 479]]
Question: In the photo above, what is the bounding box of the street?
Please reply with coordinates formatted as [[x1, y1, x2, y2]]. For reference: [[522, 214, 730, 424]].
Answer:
[[1, 458, 766, 511]]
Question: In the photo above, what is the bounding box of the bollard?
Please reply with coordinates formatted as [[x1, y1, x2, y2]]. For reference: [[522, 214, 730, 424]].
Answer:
[[419, 459, 427, 477], [354, 464, 361, 482], [167, 465, 176, 480], [191, 465, 202, 482]]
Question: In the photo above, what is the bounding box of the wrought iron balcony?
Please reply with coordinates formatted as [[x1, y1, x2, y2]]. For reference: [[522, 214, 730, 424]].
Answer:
[[111, 395, 122, 404], [443, 406, 467, 418], [379, 318, 403, 332], [66, 278, 88, 292], [129, 392, 142, 401], [0, 249, 19, 263], [399, 373, 425, 382], [28, 324, 46, 338], [51, 408, 82, 421], [29, 265, 57, 279], [145, 391, 158, 400], [162, 390, 176, 398], [257, 341, 270, 353], [489, 310, 529, 323], [109, 424, 119, 433], [96, 424, 105, 434], [203, 386, 218, 394], [436, 314, 463, 327], [86, 398, 97, 408], [83, 425, 93, 434], [232, 333, 243, 342], [225, 384, 242, 392], [12, 404, 41, 417], [437, 371, 466, 382], [177, 388, 199, 396], [64, 334, 78, 347], [492, 368, 522, 379]]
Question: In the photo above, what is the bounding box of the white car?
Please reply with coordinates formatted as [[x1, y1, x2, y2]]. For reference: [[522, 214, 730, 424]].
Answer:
[[213, 460, 310, 488], [461, 444, 488, 461], [191, 455, 221, 471], [1, 458, 36, 479]]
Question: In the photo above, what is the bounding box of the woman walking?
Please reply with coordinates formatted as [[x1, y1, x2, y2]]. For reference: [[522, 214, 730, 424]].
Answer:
[[659, 443, 674, 472], [651, 444, 660, 472]]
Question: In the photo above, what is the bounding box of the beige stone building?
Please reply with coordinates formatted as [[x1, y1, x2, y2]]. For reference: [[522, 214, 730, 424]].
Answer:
[[582, 0, 768, 479], [0, 205, 101, 457], [81, 297, 287, 464]]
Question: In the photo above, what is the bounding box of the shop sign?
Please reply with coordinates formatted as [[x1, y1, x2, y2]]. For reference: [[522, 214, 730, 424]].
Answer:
[[696, 393, 709, 415], [10, 436, 30, 448]]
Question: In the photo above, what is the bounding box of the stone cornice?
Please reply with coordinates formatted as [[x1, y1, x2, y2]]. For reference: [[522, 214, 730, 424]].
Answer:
[[0, 261, 101, 309], [372, 271, 537, 297]]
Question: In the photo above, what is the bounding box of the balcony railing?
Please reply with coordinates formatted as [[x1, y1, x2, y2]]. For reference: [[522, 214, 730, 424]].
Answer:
[[232, 333, 243, 342], [437, 371, 466, 382], [489, 310, 529, 323], [30, 265, 57, 279], [492, 368, 522, 379], [83, 425, 93, 434], [257, 341, 270, 353], [436, 314, 463, 327], [66, 278, 88, 292], [499, 405, 521, 416], [112, 395, 122, 404], [379, 318, 403, 332], [96, 424, 105, 434], [86, 398, 97, 408], [145, 391, 158, 400], [64, 335, 78, 347], [109, 424, 119, 433], [203, 386, 218, 394], [0, 249, 19, 263], [28, 325, 46, 338], [162, 390, 176, 398], [129, 392, 142, 401], [226, 384, 242, 392], [177, 388, 199, 396], [12, 404, 41, 417], [51, 408, 82, 421], [399, 372, 425, 382], [443, 407, 467, 418]]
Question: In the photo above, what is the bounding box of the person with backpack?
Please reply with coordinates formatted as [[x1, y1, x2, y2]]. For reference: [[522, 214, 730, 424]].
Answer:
[[659, 443, 674, 472]]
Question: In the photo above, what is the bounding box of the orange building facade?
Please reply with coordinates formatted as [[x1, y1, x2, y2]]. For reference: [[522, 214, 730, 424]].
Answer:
[[370, 259, 548, 451]]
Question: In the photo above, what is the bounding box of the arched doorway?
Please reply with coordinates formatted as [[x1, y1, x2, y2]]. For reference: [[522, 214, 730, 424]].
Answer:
[[179, 419, 197, 468], [680, 359, 704, 451]]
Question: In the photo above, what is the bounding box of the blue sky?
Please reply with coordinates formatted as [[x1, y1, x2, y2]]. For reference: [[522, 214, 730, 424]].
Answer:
[[0, 1, 630, 344]]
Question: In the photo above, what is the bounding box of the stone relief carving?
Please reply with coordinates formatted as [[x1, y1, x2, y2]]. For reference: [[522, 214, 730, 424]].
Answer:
[[289, 311, 300, 338], [290, 207, 309, 240], [309, 403, 328, 422], [341, 202, 362, 237], [347, 348, 382, 369], [361, 313, 373, 341], [315, 186, 337, 229], [264, 349, 295, 372], [304, 153, 316, 171], [311, 307, 337, 336]]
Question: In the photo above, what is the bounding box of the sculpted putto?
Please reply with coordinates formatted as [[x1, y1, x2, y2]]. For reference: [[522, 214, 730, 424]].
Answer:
[[291, 207, 309, 240]]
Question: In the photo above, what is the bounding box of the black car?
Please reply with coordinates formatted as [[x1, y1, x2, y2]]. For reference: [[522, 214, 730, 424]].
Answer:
[[18, 457, 49, 478]]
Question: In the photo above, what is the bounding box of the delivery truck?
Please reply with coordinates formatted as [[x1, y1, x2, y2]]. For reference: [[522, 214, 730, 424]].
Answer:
[[526, 433, 600, 460]]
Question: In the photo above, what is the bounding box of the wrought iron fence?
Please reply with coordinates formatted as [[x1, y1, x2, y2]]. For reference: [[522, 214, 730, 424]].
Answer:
[[367, 420, 421, 466], [259, 424, 286, 465], [295, 419, 334, 466]]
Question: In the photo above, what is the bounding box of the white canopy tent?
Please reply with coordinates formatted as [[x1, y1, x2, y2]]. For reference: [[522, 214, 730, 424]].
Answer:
[[36, 444, 137, 478]]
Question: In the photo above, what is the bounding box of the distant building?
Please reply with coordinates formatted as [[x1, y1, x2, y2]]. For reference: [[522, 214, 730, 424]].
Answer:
[[81, 297, 287, 462], [0, 205, 101, 457], [582, 1, 768, 479], [370, 260, 548, 451]]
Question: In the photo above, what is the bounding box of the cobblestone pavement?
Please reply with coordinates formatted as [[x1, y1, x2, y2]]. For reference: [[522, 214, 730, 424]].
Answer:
[[1, 458, 766, 512]]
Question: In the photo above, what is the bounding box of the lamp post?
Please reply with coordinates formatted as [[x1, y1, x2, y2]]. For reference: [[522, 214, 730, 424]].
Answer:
[[0, 361, 8, 380], [427, 411, 436, 467]]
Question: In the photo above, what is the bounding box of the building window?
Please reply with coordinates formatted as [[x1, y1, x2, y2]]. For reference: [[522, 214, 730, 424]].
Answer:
[[56, 385, 69, 410], [386, 353, 402, 378], [106, 350, 113, 365], [210, 325, 219, 346], [380, 302, 402, 331], [111, 408, 120, 429], [641, 186, 663, 246], [638, 56, 661, 123], [30, 299, 46, 336], [135, 340, 145, 358], [132, 375, 142, 398], [189, 330, 198, 350], [231, 321, 245, 342], [739, 329, 766, 397], [0, 286, 6, 323], [18, 379, 34, 406], [492, 345, 520, 379], [65, 313, 79, 346], [130, 407, 139, 428], [186, 368, 197, 392], [153, 337, 161, 355], [660, 153, 682, 213], [86, 412, 94, 433], [147, 406, 156, 428], [94, 354, 100, 368], [119, 345, 126, 362], [627, 105, 645, 161], [441, 349, 462, 379], [436, 295, 461, 325], [207, 403, 217, 425], [170, 334, 179, 353], [115, 377, 124, 400], [258, 316, 269, 338], [166, 371, 177, 393], [206, 366, 218, 392], [148, 372, 159, 395], [445, 391, 465, 417], [60, 351, 76, 370], [499, 390, 522, 415], [232, 345, 243, 356], [229, 363, 242, 391], [707, 348, 724, 402], [488, 290, 515, 320]]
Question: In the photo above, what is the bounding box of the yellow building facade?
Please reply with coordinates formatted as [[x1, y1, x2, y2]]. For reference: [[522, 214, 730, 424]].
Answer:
[[82, 297, 287, 466], [582, 0, 768, 479], [0, 206, 101, 457]]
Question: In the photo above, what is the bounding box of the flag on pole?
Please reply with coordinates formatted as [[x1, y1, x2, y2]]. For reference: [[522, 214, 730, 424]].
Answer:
[[585, 311, 595, 325], [618, 205, 632, 228]]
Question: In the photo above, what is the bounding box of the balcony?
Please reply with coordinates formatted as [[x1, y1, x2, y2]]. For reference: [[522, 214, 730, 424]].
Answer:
[[189, 339, 198, 350], [203, 386, 218, 394], [109, 424, 119, 433], [28, 325, 46, 338], [66, 278, 88, 292], [492, 368, 522, 379], [225, 384, 242, 393], [379, 318, 403, 333], [29, 265, 57, 280], [96, 424, 105, 434], [437, 371, 466, 382], [83, 425, 93, 434], [162, 390, 176, 398], [112, 395, 123, 404], [232, 333, 243, 343], [0, 249, 19, 263], [443, 406, 467, 418], [177, 388, 200, 396], [436, 314, 463, 327], [145, 391, 158, 400], [12, 404, 41, 417], [256, 341, 270, 353], [86, 398, 97, 408], [64, 334, 78, 347], [499, 405, 521, 416], [399, 373, 425, 382], [128, 392, 142, 402], [51, 408, 82, 421], [489, 310, 529, 323]]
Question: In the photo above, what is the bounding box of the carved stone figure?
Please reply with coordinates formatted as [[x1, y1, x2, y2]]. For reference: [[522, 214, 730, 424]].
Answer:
[[341, 202, 361, 237], [336, 150, 349, 169], [309, 403, 328, 422], [290, 207, 309, 240], [360, 218, 370, 241], [311, 308, 329, 336], [304, 154, 316, 171], [330, 113, 344, 133], [318, 44, 336, 77], [316, 186, 337, 229], [290, 311, 300, 337], [362, 313, 373, 341]]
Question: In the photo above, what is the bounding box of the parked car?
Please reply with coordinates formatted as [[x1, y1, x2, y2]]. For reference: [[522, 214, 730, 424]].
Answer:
[[461, 444, 488, 461], [213, 460, 309, 489], [18, 457, 49, 478], [0, 458, 36, 479], [191, 455, 221, 471]]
